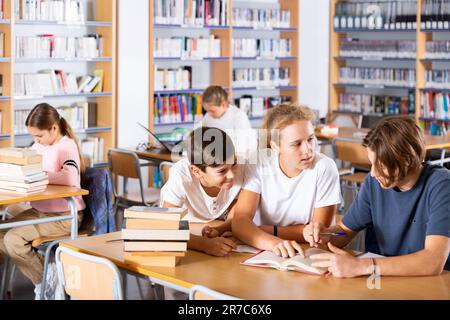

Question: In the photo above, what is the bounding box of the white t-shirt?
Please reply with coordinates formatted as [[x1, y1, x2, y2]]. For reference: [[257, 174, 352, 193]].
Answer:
[[243, 149, 341, 226], [160, 158, 244, 223], [198, 104, 257, 159]]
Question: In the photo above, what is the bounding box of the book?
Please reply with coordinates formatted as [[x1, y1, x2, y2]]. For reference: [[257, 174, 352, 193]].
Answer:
[[92, 69, 104, 92], [0, 184, 47, 194], [124, 206, 188, 221], [0, 178, 49, 189], [123, 240, 187, 252], [124, 218, 185, 230], [0, 147, 42, 165], [121, 220, 190, 241], [241, 248, 330, 275], [123, 251, 185, 267], [82, 76, 101, 93], [0, 162, 42, 177], [0, 172, 48, 183]]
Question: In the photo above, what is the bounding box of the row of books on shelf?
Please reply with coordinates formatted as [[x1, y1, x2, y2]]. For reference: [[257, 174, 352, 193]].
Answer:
[[338, 93, 415, 115], [420, 120, 449, 136], [421, 0, 450, 30], [420, 91, 450, 120], [16, 34, 104, 59], [0, 148, 48, 194], [232, 8, 290, 29], [235, 94, 292, 118], [339, 39, 416, 59], [154, 66, 192, 91], [334, 1, 418, 31], [15, 0, 85, 22], [339, 67, 416, 88], [232, 67, 290, 88], [121, 206, 189, 267], [14, 69, 104, 97], [153, 0, 229, 27], [154, 35, 221, 59], [154, 93, 203, 124], [78, 136, 104, 165], [425, 70, 450, 89], [233, 38, 291, 58], [426, 41, 450, 59], [14, 102, 97, 134]]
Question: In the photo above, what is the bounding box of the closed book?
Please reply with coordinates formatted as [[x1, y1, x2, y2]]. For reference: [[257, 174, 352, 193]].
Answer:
[[0, 147, 38, 157], [121, 221, 190, 241], [0, 185, 47, 194], [0, 179, 49, 189], [0, 172, 47, 183], [0, 154, 42, 165], [124, 206, 188, 221], [123, 241, 187, 252], [82, 76, 101, 93], [0, 162, 42, 177], [124, 218, 185, 230], [123, 252, 184, 267]]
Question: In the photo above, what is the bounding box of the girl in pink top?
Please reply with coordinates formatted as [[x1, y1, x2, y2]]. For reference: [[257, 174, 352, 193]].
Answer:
[[0, 103, 86, 298]]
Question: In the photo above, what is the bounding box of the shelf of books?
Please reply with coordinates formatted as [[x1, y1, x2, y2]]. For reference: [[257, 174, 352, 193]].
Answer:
[[0, 0, 117, 166], [149, 0, 300, 134], [330, 0, 450, 136]]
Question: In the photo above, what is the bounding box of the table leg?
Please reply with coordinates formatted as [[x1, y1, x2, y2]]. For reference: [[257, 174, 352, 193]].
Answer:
[[65, 197, 78, 240]]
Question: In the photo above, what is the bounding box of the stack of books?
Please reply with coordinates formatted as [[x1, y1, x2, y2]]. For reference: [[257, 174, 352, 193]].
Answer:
[[121, 206, 190, 267], [0, 148, 48, 194]]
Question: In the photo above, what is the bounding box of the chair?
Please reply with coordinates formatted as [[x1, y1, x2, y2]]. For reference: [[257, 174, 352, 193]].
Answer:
[[159, 161, 174, 186], [108, 148, 161, 218], [358, 114, 383, 129], [55, 246, 123, 300], [333, 137, 370, 212], [189, 285, 240, 300]]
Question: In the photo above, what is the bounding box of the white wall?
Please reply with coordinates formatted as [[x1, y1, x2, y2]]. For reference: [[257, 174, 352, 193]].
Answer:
[[117, 0, 149, 148], [299, 0, 330, 118]]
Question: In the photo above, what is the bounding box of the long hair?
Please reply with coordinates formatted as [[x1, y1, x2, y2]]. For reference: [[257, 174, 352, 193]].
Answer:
[[26, 103, 85, 173]]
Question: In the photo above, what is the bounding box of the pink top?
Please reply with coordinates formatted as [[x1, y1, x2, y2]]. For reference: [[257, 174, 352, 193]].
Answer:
[[31, 135, 86, 212]]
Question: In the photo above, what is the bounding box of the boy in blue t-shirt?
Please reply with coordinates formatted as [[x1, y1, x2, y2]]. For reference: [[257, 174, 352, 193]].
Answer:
[[302, 116, 450, 277]]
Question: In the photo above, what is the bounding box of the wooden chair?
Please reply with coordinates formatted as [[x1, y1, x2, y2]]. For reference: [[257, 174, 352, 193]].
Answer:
[[108, 148, 160, 217], [55, 246, 123, 300], [189, 285, 240, 300], [333, 138, 370, 212]]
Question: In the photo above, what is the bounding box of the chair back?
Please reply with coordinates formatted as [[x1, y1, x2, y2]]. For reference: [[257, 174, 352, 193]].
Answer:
[[333, 138, 370, 169], [108, 148, 141, 179], [56, 246, 123, 300], [189, 285, 240, 300]]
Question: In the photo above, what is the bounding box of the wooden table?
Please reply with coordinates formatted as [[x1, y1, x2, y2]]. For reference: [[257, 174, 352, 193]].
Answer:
[[61, 232, 450, 300], [0, 185, 89, 240]]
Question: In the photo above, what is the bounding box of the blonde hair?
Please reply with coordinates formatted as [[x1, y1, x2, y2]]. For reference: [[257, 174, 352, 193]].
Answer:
[[262, 103, 315, 147]]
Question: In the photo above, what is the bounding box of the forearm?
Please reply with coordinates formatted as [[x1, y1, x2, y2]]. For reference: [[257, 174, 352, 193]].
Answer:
[[277, 224, 307, 242], [233, 218, 277, 250], [367, 250, 446, 276], [323, 225, 355, 248]]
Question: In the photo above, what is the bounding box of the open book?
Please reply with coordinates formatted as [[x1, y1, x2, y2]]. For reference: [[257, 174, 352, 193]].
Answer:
[[241, 248, 329, 275]]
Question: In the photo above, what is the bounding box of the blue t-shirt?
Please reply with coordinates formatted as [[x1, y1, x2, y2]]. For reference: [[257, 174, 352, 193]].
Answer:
[[343, 164, 450, 270]]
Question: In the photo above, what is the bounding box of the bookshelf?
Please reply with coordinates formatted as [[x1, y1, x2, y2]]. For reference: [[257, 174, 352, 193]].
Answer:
[[149, 0, 300, 135], [330, 0, 450, 135], [0, 0, 117, 166]]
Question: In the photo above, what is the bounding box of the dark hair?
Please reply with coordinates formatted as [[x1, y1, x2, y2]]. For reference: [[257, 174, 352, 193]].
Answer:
[[202, 85, 228, 106], [363, 116, 425, 186], [26, 103, 85, 173], [186, 126, 235, 172]]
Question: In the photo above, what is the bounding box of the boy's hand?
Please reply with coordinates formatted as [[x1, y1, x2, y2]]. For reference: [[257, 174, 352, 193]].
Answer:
[[202, 225, 220, 238], [271, 239, 305, 258], [203, 237, 237, 257], [303, 222, 330, 247]]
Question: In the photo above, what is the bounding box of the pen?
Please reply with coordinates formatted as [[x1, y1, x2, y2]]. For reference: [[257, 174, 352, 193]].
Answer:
[[319, 232, 346, 236]]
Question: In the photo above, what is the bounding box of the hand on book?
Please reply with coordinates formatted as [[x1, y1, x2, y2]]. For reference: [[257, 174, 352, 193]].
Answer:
[[271, 239, 304, 258], [309, 242, 369, 278], [303, 222, 330, 248]]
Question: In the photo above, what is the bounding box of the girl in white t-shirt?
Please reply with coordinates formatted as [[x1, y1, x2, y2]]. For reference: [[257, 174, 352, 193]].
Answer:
[[232, 104, 341, 258], [161, 127, 243, 257]]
